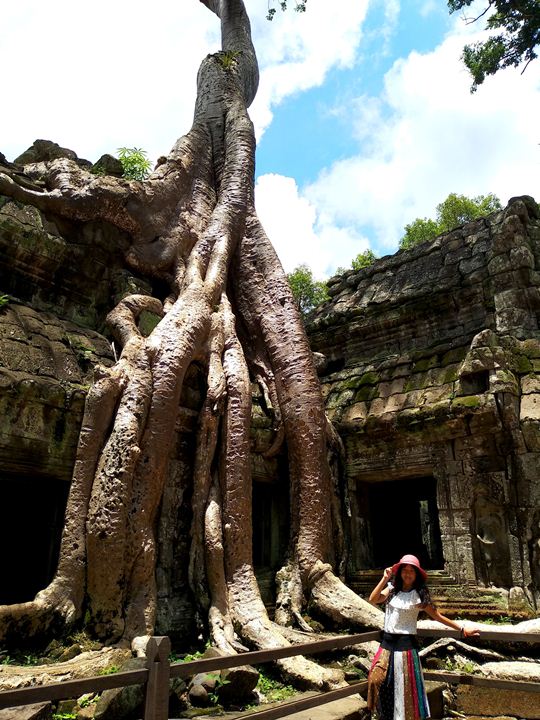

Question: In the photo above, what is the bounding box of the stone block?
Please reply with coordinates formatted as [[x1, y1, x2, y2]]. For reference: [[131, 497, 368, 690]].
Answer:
[[522, 420, 540, 452], [521, 393, 540, 422], [457, 685, 540, 719], [0, 704, 52, 720], [424, 681, 445, 720], [342, 402, 368, 423], [521, 374, 540, 394]]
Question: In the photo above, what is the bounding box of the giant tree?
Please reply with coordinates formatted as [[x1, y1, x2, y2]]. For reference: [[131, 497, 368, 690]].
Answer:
[[0, 0, 381, 687]]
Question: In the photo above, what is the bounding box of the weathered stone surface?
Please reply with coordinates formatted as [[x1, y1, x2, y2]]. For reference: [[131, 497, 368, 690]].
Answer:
[[0, 649, 131, 691], [188, 683, 210, 707], [457, 685, 540, 719], [217, 664, 259, 704], [93, 658, 145, 720], [0, 703, 52, 720], [14, 139, 84, 166], [480, 660, 540, 682], [309, 196, 540, 604], [91, 154, 123, 177]]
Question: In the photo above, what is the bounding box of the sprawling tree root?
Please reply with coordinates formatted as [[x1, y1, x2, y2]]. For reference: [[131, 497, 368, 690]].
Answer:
[[0, 0, 384, 686]]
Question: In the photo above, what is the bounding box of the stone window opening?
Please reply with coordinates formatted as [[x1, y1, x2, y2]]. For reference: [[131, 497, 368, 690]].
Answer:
[[459, 370, 489, 395]]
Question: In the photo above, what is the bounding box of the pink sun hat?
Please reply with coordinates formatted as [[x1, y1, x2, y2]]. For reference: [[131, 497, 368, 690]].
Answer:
[[391, 554, 427, 581]]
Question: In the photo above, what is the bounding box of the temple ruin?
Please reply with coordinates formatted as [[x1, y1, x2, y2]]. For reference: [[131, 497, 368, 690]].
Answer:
[[0, 145, 539, 638]]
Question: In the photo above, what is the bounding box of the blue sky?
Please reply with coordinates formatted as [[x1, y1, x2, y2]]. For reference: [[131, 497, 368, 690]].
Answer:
[[256, 1, 450, 184], [1, 0, 539, 278]]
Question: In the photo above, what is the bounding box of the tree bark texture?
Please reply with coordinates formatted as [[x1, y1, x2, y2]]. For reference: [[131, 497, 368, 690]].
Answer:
[[0, 0, 382, 686]]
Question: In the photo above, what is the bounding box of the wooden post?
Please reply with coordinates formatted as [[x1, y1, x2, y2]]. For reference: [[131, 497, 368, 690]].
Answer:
[[144, 636, 171, 720]]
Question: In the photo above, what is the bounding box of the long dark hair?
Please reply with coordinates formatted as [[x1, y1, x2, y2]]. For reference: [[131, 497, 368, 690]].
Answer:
[[387, 566, 434, 609]]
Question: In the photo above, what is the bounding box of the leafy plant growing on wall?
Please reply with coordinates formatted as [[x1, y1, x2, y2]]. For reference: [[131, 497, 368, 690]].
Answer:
[[117, 147, 152, 181]]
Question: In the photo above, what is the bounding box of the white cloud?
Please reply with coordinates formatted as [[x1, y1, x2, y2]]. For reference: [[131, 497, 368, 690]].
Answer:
[[249, 0, 369, 138], [304, 27, 540, 254], [0, 0, 369, 162], [0, 0, 216, 163], [255, 173, 371, 277]]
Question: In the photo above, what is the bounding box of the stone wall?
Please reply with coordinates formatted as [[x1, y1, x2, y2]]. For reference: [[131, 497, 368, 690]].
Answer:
[[1, 159, 539, 625], [308, 196, 540, 606]]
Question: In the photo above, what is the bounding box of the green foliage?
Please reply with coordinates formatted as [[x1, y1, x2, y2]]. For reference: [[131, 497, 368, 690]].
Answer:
[[256, 669, 296, 702], [480, 614, 514, 624], [0, 293, 10, 309], [400, 218, 440, 250], [117, 147, 152, 181], [216, 50, 241, 69], [443, 657, 476, 674], [208, 674, 231, 706], [436, 192, 502, 230], [400, 192, 502, 249], [267, 1, 307, 20], [351, 249, 377, 271], [448, 1, 540, 91], [98, 664, 119, 675], [176, 648, 205, 662], [78, 694, 98, 708], [52, 715, 77, 720], [0, 651, 40, 666], [286, 263, 329, 315]]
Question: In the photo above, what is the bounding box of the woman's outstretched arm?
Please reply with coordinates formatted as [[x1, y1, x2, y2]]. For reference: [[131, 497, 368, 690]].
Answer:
[[424, 604, 480, 638], [369, 566, 393, 604]]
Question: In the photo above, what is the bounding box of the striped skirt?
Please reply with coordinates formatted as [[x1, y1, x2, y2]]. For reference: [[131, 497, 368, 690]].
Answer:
[[367, 634, 430, 720]]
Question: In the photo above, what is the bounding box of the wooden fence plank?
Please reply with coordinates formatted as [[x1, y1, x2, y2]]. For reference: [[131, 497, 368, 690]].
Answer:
[[143, 636, 171, 720], [423, 671, 540, 693], [418, 628, 540, 644], [1, 628, 539, 713], [230, 681, 369, 720], [170, 631, 382, 678], [0, 668, 148, 709]]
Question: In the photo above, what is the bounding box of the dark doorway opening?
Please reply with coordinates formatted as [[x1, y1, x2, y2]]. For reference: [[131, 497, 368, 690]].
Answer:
[[0, 474, 69, 604], [252, 480, 289, 570], [368, 476, 443, 570]]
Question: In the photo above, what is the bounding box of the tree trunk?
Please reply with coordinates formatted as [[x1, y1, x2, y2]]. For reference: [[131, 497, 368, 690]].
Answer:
[[0, 0, 382, 684]]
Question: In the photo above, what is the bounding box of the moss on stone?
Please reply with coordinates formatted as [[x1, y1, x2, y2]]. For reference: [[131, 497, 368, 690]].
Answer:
[[354, 385, 379, 403], [519, 339, 540, 358], [514, 354, 533, 373], [412, 356, 439, 373], [138, 311, 161, 337], [441, 347, 467, 366], [357, 371, 380, 387], [404, 370, 435, 393], [443, 365, 459, 384], [451, 395, 482, 410]]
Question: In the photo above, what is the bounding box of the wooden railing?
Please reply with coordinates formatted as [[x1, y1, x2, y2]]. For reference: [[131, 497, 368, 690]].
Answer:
[[0, 629, 538, 719]]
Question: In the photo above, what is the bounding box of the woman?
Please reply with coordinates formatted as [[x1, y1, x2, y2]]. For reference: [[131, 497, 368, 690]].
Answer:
[[367, 554, 479, 719]]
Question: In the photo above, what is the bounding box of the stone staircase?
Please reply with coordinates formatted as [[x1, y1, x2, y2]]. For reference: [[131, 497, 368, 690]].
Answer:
[[347, 570, 533, 621]]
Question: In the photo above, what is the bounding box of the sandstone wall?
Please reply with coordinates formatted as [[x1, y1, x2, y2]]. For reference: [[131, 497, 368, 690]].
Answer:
[[309, 196, 540, 605], [0, 189, 201, 634]]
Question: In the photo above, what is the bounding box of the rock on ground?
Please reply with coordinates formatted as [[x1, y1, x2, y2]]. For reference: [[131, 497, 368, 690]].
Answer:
[[0, 702, 52, 719]]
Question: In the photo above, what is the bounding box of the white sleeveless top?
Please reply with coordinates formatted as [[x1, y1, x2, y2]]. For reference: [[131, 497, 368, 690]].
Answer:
[[384, 588, 422, 634]]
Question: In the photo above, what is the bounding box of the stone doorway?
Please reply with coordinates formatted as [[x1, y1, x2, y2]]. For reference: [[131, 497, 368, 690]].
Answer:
[[0, 474, 69, 604], [252, 479, 289, 605], [356, 476, 444, 571], [252, 480, 289, 570]]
